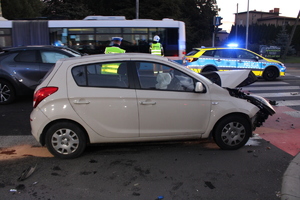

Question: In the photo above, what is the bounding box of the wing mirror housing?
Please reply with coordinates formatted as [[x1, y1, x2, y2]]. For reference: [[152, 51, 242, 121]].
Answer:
[[195, 82, 205, 93]]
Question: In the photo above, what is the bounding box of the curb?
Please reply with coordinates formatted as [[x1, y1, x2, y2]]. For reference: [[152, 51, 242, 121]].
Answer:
[[281, 152, 300, 200]]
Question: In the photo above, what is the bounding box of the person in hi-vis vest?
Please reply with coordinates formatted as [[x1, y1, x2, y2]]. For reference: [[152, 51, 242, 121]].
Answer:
[[149, 35, 164, 56], [105, 37, 126, 54], [103, 37, 126, 74]]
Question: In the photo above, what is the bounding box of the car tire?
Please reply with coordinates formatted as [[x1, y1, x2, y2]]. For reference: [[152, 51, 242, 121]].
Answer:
[[201, 66, 217, 72], [0, 80, 16, 105], [263, 67, 278, 81], [213, 115, 251, 150], [45, 121, 87, 159]]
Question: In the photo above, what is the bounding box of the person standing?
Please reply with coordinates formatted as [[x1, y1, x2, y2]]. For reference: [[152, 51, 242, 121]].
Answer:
[[105, 37, 126, 54], [149, 35, 164, 56]]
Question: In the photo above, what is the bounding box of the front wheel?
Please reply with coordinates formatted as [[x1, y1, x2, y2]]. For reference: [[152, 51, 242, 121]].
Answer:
[[213, 115, 251, 150], [45, 122, 87, 159], [0, 80, 16, 105], [263, 67, 278, 81]]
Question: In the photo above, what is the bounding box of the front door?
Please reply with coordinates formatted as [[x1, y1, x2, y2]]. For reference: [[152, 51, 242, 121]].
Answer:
[[135, 61, 211, 137]]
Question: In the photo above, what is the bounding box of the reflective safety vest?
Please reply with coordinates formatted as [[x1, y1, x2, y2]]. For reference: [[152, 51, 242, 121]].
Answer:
[[103, 47, 125, 74], [104, 46, 126, 54], [150, 43, 162, 56]]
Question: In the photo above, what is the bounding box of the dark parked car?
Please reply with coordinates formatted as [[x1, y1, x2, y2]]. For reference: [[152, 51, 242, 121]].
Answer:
[[0, 45, 82, 104]]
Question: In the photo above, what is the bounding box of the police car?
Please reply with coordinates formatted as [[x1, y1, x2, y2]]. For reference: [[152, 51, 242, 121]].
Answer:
[[183, 47, 286, 81]]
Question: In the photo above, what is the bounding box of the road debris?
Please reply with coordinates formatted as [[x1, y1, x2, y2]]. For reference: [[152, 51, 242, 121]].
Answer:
[[290, 92, 299, 95], [18, 164, 37, 181], [276, 117, 280, 122], [269, 100, 277, 105], [204, 181, 215, 189]]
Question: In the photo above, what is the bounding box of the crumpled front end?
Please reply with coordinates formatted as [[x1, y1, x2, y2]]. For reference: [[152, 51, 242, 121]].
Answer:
[[226, 88, 275, 130]]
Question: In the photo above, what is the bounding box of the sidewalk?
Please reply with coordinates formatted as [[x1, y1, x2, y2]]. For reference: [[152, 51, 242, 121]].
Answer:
[[281, 152, 300, 200]]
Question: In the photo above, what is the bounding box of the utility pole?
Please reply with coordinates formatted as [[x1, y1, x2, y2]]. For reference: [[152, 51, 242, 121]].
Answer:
[[136, 0, 139, 19], [245, 0, 249, 49], [235, 3, 238, 43], [283, 10, 300, 60]]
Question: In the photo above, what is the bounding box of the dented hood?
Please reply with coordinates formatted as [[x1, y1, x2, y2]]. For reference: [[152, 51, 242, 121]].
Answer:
[[201, 70, 257, 88]]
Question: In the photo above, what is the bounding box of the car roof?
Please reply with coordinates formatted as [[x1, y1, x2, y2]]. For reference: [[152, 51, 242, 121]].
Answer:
[[0, 45, 83, 56], [193, 47, 246, 51], [58, 53, 170, 64], [1, 45, 75, 52]]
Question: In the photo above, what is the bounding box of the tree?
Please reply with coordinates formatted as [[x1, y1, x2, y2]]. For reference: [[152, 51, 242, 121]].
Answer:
[[42, 0, 93, 19], [2, 0, 45, 19], [273, 26, 295, 56]]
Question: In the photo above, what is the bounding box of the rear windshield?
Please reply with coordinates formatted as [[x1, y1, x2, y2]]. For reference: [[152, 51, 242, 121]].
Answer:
[[186, 49, 200, 56]]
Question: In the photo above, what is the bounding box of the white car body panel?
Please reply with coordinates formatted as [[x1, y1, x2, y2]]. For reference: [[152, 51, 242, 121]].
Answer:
[[30, 53, 272, 149]]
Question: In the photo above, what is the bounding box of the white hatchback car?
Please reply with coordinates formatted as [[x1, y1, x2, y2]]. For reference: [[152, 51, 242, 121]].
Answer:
[[30, 53, 275, 158]]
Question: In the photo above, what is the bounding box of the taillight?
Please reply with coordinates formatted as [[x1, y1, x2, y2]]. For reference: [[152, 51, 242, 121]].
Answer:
[[33, 87, 58, 108], [185, 57, 198, 62]]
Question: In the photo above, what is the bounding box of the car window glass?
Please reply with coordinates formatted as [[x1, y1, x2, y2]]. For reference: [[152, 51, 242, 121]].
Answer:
[[219, 49, 236, 58], [41, 51, 69, 63], [14, 50, 37, 62], [202, 50, 214, 57], [72, 62, 128, 88], [136, 62, 195, 92], [186, 49, 199, 56], [236, 50, 257, 59]]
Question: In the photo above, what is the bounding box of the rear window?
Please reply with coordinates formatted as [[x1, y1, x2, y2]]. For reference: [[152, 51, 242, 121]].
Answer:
[[186, 49, 200, 56]]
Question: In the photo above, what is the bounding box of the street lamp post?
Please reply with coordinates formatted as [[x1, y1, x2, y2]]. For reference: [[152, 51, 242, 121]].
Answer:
[[245, 0, 250, 49]]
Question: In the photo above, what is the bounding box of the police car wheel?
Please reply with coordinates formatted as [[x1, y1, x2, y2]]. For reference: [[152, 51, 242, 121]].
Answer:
[[263, 67, 278, 81], [202, 66, 216, 72]]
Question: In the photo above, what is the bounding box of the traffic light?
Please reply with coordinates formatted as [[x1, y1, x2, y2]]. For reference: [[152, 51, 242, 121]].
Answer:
[[215, 16, 223, 26]]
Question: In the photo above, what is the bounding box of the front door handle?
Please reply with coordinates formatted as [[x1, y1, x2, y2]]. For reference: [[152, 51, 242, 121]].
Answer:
[[140, 101, 156, 105], [73, 99, 90, 104]]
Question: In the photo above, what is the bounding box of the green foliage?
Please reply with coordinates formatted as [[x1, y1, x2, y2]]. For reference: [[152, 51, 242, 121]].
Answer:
[[2, 0, 45, 19], [42, 0, 93, 19]]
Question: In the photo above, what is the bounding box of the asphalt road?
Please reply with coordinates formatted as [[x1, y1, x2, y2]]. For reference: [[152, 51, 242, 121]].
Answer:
[[0, 139, 293, 200]]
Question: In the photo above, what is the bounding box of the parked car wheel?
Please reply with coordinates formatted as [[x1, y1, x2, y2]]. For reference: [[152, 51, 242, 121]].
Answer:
[[45, 122, 87, 159], [263, 67, 278, 81], [0, 80, 16, 105], [213, 115, 251, 150]]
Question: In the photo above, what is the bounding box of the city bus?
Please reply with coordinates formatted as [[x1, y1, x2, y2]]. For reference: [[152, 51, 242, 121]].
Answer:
[[0, 16, 186, 61]]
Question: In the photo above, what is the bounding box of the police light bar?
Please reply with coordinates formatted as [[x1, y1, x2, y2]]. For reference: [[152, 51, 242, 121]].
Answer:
[[227, 43, 238, 48]]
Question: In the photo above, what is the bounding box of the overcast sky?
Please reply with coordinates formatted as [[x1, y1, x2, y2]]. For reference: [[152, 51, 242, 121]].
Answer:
[[217, 0, 300, 32]]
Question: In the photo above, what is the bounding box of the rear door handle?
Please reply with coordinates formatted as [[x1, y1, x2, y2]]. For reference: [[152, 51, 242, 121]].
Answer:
[[140, 101, 156, 105], [73, 99, 90, 104]]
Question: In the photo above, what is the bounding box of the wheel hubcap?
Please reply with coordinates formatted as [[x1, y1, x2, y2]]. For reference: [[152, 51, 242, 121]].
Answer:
[[0, 83, 11, 102], [51, 128, 79, 155], [221, 122, 246, 146]]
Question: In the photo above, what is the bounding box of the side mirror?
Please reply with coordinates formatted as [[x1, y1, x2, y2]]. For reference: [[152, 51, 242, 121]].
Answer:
[[255, 56, 260, 61], [195, 82, 205, 93]]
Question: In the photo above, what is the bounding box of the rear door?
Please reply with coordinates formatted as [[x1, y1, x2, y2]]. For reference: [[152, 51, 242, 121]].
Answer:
[[213, 49, 237, 70], [67, 61, 139, 138], [11, 50, 40, 89]]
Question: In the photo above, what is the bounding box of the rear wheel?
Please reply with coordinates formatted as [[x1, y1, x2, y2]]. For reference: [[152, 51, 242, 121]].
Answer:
[[213, 115, 251, 150], [263, 67, 278, 81], [45, 122, 87, 159], [201, 66, 217, 72], [0, 80, 16, 105]]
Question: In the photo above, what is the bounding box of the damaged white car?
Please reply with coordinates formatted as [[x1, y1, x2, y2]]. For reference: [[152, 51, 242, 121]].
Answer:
[[30, 53, 275, 158]]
